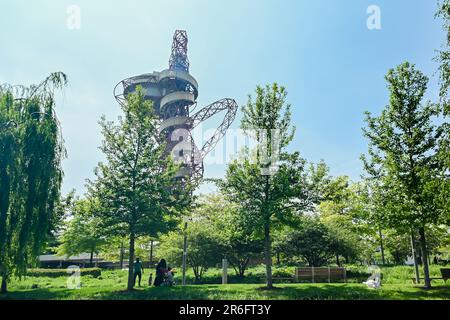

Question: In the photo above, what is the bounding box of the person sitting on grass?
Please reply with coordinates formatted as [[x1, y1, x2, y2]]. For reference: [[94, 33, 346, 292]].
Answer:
[[133, 257, 144, 287], [166, 267, 175, 286]]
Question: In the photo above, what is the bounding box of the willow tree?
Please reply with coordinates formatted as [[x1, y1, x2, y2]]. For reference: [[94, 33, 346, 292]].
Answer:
[[0, 73, 67, 293], [88, 87, 191, 290]]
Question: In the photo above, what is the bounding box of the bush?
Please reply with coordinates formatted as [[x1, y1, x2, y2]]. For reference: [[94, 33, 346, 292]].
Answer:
[[26, 268, 101, 278], [272, 267, 295, 278]]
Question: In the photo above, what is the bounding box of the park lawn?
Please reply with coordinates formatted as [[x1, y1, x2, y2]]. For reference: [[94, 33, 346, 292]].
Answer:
[[1, 283, 449, 300], [0, 269, 449, 300]]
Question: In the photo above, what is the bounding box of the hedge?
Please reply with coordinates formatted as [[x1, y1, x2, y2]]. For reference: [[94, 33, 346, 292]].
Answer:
[[26, 268, 101, 278]]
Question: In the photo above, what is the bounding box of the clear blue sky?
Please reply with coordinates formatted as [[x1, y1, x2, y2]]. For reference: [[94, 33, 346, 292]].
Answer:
[[0, 0, 444, 196]]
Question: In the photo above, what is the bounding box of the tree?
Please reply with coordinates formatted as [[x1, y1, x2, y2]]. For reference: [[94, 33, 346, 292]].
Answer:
[[435, 0, 450, 227], [319, 202, 363, 266], [201, 194, 264, 277], [356, 179, 392, 266], [158, 220, 221, 282], [362, 62, 443, 288], [382, 230, 411, 265], [217, 84, 307, 289], [0, 73, 67, 293], [283, 217, 334, 267], [57, 198, 108, 266], [435, 0, 450, 113], [88, 87, 191, 290]]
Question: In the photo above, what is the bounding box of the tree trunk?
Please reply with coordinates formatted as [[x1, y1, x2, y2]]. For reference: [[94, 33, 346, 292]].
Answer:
[[378, 229, 385, 265], [418, 227, 431, 289], [1, 273, 7, 293], [410, 233, 420, 284], [264, 220, 273, 289], [119, 240, 124, 270], [149, 240, 154, 267], [238, 258, 249, 277], [336, 254, 340, 267], [193, 266, 200, 284], [182, 222, 188, 286], [89, 248, 94, 267], [276, 251, 280, 265], [263, 174, 273, 289], [127, 233, 136, 290]]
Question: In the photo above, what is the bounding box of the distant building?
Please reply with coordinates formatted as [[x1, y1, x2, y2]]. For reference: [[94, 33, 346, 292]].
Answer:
[[39, 253, 103, 268]]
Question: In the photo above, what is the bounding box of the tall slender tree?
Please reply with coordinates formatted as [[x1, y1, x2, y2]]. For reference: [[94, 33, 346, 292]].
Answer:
[[0, 73, 66, 293], [362, 63, 442, 288], [57, 198, 108, 266], [436, 0, 450, 114], [218, 84, 306, 289], [88, 87, 191, 290], [435, 0, 450, 227]]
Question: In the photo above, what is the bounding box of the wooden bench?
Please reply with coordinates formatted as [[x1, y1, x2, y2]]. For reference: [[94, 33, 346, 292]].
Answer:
[[295, 267, 347, 283], [411, 268, 450, 284]]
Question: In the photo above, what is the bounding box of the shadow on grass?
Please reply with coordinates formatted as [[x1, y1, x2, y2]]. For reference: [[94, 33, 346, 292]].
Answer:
[[1, 284, 449, 300]]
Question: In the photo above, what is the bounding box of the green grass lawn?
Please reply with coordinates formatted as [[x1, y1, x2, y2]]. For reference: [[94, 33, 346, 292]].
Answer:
[[1, 268, 449, 300]]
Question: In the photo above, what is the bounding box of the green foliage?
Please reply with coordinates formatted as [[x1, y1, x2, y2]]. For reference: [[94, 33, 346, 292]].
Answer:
[[26, 268, 101, 278], [0, 73, 67, 293], [241, 83, 295, 152], [88, 86, 192, 290], [197, 194, 263, 277], [434, 2, 450, 229], [435, 0, 450, 112], [362, 62, 447, 287], [57, 198, 108, 264], [217, 83, 307, 288], [362, 62, 442, 230], [283, 217, 335, 267], [158, 217, 222, 282]]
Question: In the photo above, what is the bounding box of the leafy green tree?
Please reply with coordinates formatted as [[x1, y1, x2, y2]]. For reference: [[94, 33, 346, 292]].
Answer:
[[319, 203, 363, 266], [309, 173, 367, 265], [362, 62, 443, 288], [355, 179, 392, 265], [200, 194, 264, 277], [88, 87, 191, 290], [218, 84, 307, 289], [435, 0, 450, 227], [283, 217, 334, 267], [97, 235, 156, 269], [0, 73, 66, 293], [156, 231, 183, 268], [296, 160, 336, 210], [435, 0, 450, 112], [57, 198, 108, 266], [382, 230, 411, 265], [158, 220, 221, 282], [423, 225, 450, 262]]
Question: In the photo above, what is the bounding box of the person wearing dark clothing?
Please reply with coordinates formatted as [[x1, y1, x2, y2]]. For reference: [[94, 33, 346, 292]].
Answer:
[[133, 258, 144, 287], [154, 259, 167, 287]]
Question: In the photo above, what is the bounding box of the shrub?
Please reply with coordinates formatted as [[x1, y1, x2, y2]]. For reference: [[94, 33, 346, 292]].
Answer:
[[26, 268, 101, 278]]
